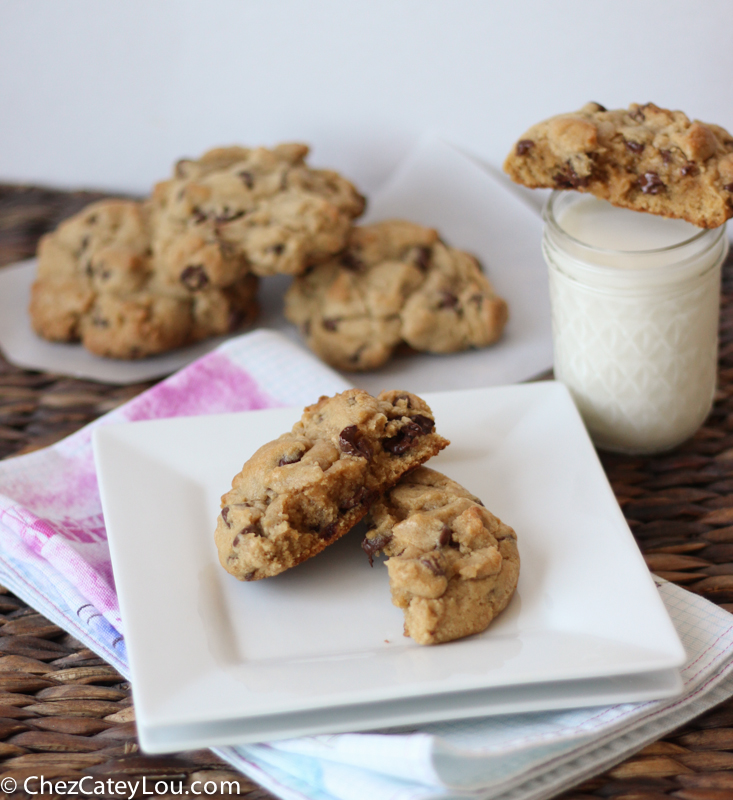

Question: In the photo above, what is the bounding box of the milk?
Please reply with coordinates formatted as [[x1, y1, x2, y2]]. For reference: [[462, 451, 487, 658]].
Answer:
[[542, 192, 727, 454]]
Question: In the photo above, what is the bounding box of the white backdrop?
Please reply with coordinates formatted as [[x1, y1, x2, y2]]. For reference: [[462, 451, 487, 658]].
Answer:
[[1, 0, 732, 195]]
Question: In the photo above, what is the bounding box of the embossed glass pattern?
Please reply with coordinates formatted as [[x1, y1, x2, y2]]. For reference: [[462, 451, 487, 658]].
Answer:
[[543, 191, 728, 454]]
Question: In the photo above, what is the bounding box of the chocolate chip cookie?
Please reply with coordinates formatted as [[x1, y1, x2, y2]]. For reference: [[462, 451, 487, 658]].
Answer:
[[215, 389, 449, 581], [504, 102, 733, 228], [363, 467, 519, 645], [151, 144, 366, 283], [30, 199, 259, 359], [284, 220, 508, 371]]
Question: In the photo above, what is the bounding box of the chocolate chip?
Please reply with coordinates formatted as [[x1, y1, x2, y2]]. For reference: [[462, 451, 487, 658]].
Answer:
[[191, 207, 207, 225], [243, 571, 256, 581], [660, 149, 673, 164], [221, 506, 230, 526], [239, 170, 255, 189], [339, 486, 377, 512], [638, 171, 665, 194], [86, 214, 97, 225], [624, 140, 644, 154], [516, 140, 534, 155], [320, 521, 339, 540], [420, 557, 445, 576], [438, 291, 459, 310], [269, 243, 285, 255], [591, 102, 607, 112], [438, 525, 452, 547], [413, 246, 432, 272], [680, 163, 699, 177], [725, 183, 733, 192], [241, 522, 264, 537], [340, 252, 362, 271], [215, 209, 245, 224], [411, 414, 435, 434], [395, 394, 412, 409], [361, 532, 393, 566], [630, 108, 646, 123], [383, 419, 425, 455], [339, 425, 372, 459], [278, 452, 303, 467], [323, 318, 339, 332], [553, 164, 590, 189], [181, 264, 209, 290]]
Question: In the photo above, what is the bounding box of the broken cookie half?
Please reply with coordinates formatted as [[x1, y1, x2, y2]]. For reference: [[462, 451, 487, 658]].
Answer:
[[363, 466, 519, 645], [215, 389, 449, 581], [504, 102, 733, 229]]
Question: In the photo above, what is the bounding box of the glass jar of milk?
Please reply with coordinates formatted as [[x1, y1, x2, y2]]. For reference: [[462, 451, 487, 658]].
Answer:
[[543, 191, 728, 455]]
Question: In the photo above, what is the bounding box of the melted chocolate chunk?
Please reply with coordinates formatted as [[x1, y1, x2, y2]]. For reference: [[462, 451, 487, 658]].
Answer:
[[181, 264, 209, 290], [239, 170, 255, 189], [660, 149, 673, 164], [438, 291, 459, 310], [320, 521, 339, 540], [323, 318, 339, 331], [221, 506, 230, 526], [243, 571, 256, 581], [725, 183, 733, 192], [278, 452, 303, 467], [591, 102, 607, 112], [630, 108, 646, 123], [383, 419, 425, 455], [624, 139, 644, 154], [516, 140, 534, 155], [241, 522, 264, 537], [680, 163, 699, 177], [553, 165, 590, 189], [438, 525, 452, 547], [411, 414, 435, 434], [638, 171, 665, 194], [340, 252, 362, 271], [361, 531, 393, 566], [339, 425, 372, 459]]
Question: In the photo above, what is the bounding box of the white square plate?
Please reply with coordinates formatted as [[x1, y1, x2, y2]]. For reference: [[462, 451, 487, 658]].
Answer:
[[93, 383, 686, 753]]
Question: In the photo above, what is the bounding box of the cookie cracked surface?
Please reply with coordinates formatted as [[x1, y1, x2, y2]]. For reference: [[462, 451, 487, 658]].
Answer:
[[363, 467, 519, 645], [504, 102, 733, 228], [215, 389, 449, 581], [151, 144, 366, 281], [284, 219, 508, 371], [29, 199, 260, 359]]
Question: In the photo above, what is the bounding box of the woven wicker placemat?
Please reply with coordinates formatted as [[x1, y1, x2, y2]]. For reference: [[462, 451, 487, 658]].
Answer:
[[1, 182, 733, 799]]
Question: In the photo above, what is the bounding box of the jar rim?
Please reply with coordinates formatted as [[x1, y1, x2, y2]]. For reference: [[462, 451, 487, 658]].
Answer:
[[543, 190, 714, 256]]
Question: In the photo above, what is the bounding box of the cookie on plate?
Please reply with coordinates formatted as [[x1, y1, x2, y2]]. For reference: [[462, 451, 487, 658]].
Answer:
[[362, 467, 519, 645], [29, 199, 259, 359], [284, 220, 508, 371], [215, 389, 449, 581], [151, 144, 366, 283], [504, 102, 733, 228]]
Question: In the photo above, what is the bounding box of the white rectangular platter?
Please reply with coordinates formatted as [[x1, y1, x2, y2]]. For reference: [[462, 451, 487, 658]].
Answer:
[[93, 383, 685, 753]]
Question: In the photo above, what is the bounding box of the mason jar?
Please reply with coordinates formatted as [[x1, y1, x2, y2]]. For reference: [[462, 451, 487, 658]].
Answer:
[[542, 191, 728, 455]]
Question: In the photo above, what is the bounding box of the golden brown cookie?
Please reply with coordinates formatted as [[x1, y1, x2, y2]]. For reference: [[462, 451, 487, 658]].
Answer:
[[215, 389, 449, 581], [29, 199, 259, 359], [151, 144, 366, 283], [284, 220, 508, 371], [363, 467, 519, 645], [504, 102, 733, 228]]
